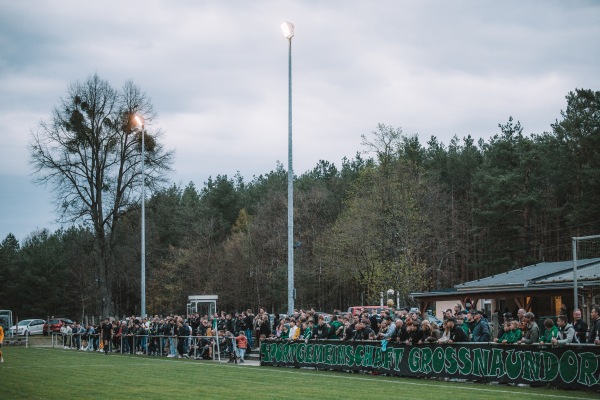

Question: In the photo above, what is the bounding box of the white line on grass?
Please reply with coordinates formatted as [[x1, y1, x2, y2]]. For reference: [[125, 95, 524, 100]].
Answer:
[[28, 348, 589, 399]]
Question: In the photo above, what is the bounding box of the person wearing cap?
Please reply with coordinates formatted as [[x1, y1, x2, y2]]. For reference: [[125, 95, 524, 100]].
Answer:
[[470, 310, 490, 342], [439, 317, 468, 343], [518, 312, 540, 344]]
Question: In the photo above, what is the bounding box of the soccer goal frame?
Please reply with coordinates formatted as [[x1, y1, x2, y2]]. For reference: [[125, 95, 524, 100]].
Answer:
[[572, 234, 600, 311]]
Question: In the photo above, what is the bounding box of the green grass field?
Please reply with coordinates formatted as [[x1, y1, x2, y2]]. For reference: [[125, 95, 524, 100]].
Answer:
[[0, 346, 593, 399]]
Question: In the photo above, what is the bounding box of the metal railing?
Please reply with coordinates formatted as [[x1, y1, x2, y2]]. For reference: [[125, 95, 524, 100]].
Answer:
[[50, 332, 227, 361]]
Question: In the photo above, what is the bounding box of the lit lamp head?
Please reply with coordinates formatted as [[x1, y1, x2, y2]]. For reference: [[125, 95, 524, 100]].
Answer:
[[133, 114, 144, 129], [281, 21, 294, 40]]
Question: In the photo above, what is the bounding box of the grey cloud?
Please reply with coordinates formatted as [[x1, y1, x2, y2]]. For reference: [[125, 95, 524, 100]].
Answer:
[[1, 0, 599, 240]]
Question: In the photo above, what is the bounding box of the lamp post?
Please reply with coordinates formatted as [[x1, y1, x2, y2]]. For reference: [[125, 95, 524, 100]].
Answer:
[[133, 114, 146, 318], [281, 21, 295, 315]]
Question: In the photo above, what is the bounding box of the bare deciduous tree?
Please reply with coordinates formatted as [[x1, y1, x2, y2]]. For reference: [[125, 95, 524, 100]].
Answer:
[[30, 74, 173, 316]]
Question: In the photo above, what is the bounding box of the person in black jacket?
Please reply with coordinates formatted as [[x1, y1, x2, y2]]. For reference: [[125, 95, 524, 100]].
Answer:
[[243, 311, 255, 348], [176, 320, 189, 358], [314, 316, 330, 339], [404, 322, 423, 345], [393, 319, 408, 343], [343, 315, 359, 341], [225, 314, 235, 335], [447, 318, 469, 343], [258, 314, 271, 340], [588, 305, 600, 345], [369, 314, 379, 335], [352, 322, 375, 341], [572, 309, 588, 344], [100, 318, 112, 355]]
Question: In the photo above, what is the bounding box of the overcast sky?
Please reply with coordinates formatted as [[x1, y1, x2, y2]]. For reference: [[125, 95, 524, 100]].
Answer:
[[1, 0, 599, 242]]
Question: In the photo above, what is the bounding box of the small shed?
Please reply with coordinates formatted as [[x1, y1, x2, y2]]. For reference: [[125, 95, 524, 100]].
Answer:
[[187, 295, 218, 317]]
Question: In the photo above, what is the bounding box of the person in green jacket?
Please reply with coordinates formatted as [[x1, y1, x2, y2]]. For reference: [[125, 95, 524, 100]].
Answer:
[[495, 321, 520, 344], [328, 315, 344, 339], [457, 314, 470, 336], [280, 324, 290, 340], [539, 318, 559, 344], [302, 320, 314, 341], [495, 322, 512, 343], [509, 320, 523, 343]]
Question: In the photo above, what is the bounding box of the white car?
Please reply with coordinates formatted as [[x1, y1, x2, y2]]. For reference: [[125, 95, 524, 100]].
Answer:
[[10, 319, 46, 336]]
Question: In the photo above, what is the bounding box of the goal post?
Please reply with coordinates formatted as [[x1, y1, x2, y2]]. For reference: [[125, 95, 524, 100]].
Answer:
[[572, 234, 600, 312]]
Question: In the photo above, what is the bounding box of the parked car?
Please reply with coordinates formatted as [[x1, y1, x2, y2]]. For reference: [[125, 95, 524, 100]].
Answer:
[[43, 318, 74, 335], [0, 310, 13, 332], [10, 319, 46, 336]]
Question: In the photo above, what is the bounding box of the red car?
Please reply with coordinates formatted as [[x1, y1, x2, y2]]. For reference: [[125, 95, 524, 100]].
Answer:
[[43, 318, 74, 335]]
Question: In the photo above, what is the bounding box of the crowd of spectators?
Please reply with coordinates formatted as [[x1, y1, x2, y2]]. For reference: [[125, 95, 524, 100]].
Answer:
[[53, 304, 600, 360], [55, 310, 263, 361], [268, 304, 600, 347]]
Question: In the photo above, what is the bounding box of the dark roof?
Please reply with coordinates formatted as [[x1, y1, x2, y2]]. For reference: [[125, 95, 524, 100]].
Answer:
[[411, 288, 457, 298], [534, 259, 600, 286], [411, 258, 600, 299], [456, 258, 600, 290]]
